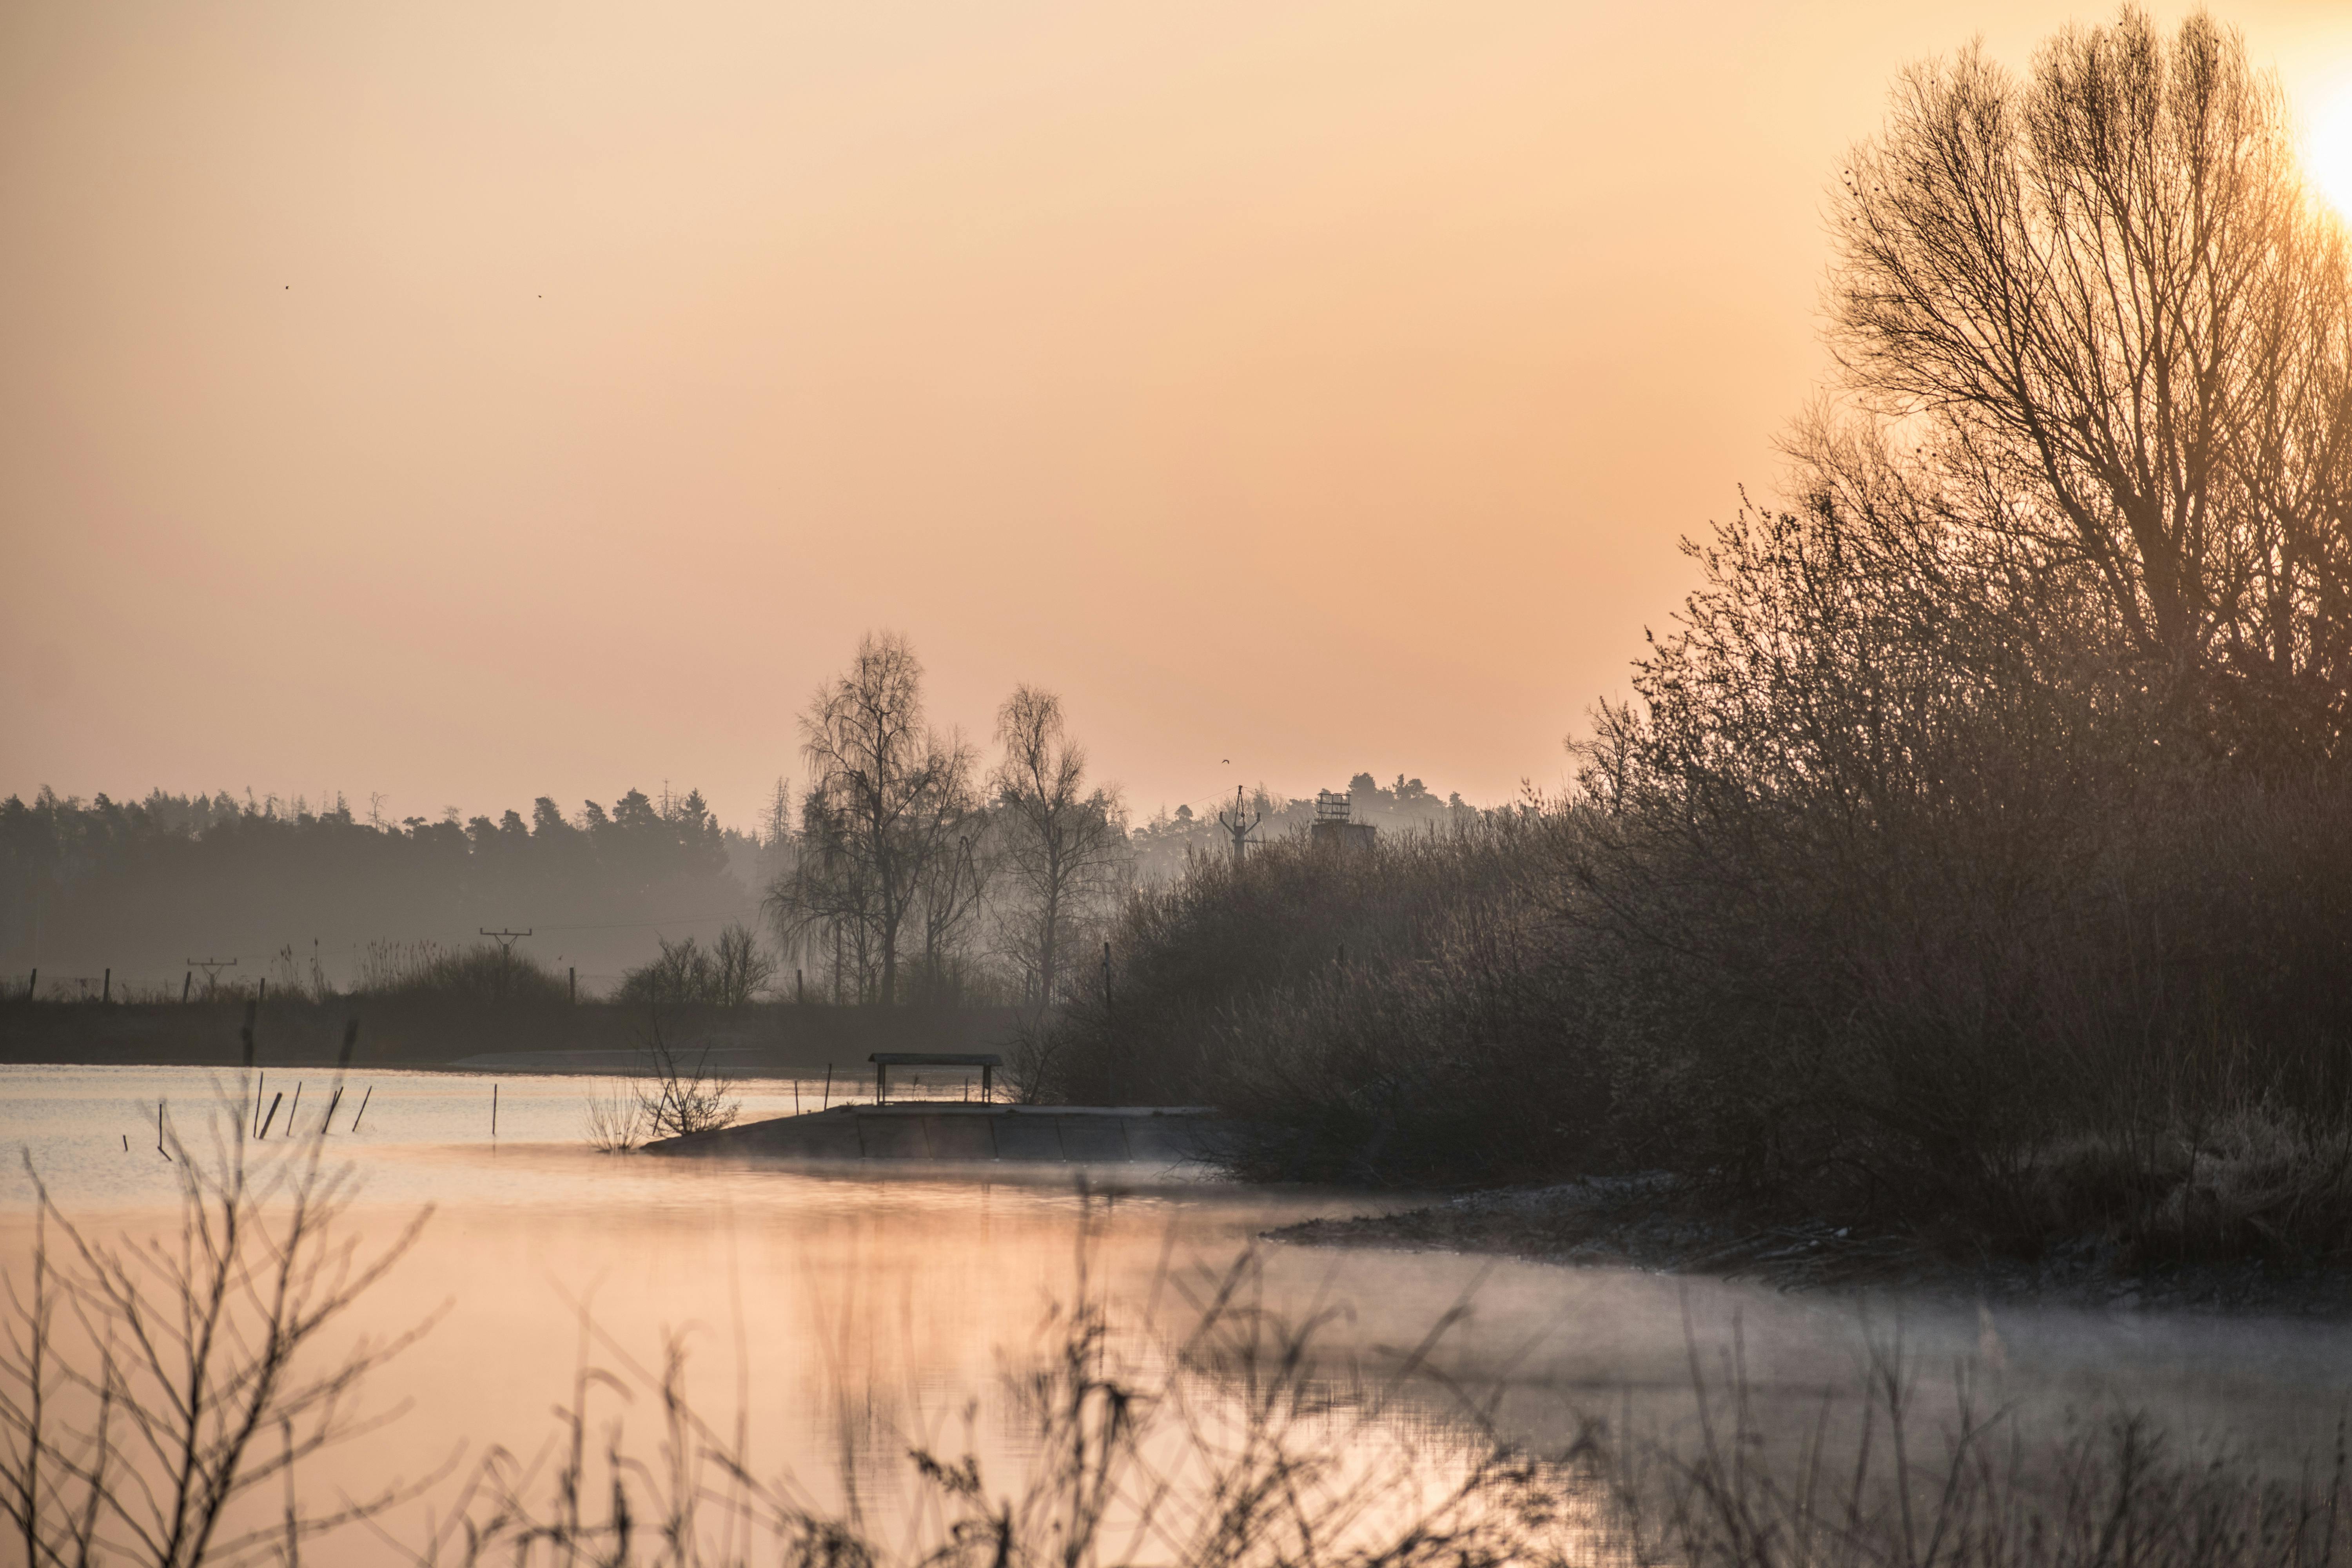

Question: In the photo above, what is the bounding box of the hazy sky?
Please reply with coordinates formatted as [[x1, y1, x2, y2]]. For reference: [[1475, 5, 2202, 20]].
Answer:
[[7, 2, 2352, 828]]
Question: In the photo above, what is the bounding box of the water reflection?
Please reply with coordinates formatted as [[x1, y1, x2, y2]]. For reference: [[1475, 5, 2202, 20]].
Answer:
[[4, 1064, 2351, 1563]]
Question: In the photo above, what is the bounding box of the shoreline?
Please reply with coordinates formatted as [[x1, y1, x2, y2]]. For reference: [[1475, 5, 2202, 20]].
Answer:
[[1270, 1175, 2352, 1318]]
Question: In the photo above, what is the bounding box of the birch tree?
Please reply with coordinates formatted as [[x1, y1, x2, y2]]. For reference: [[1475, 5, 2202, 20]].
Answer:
[[992, 686, 1127, 1009]]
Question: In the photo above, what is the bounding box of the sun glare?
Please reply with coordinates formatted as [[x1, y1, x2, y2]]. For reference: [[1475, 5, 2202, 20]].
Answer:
[[2309, 88, 2352, 222]]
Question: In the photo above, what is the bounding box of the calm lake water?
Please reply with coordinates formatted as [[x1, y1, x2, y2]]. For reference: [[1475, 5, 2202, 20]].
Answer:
[[4, 1063, 2351, 1560]]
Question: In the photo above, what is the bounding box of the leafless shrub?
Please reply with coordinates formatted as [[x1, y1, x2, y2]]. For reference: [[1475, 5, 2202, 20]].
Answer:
[[615, 924, 777, 1007], [634, 1021, 740, 1140], [0, 1094, 437, 1566]]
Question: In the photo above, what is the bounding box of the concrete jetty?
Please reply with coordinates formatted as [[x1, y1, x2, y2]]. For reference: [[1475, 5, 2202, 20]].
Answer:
[[648, 1103, 1228, 1164]]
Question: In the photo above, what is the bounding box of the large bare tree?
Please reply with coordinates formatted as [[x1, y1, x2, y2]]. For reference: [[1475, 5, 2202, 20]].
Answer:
[[992, 686, 1127, 1010], [1818, 7, 2352, 753], [766, 632, 976, 1006]]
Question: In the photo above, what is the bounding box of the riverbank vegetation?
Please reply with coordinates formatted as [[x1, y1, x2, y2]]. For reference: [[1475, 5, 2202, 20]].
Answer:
[[1036, 9, 2352, 1279]]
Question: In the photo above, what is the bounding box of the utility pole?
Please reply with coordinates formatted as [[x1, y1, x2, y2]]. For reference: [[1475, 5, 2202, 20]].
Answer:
[[1217, 786, 1262, 871], [186, 957, 238, 998], [480, 928, 532, 1001]]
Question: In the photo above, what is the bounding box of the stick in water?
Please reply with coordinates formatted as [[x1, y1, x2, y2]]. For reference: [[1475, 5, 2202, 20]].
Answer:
[[491, 1083, 498, 1138], [157, 1101, 171, 1161], [257, 1092, 283, 1139], [254, 1071, 265, 1138], [351, 1085, 372, 1131], [285, 1082, 302, 1137], [321, 1086, 343, 1134]]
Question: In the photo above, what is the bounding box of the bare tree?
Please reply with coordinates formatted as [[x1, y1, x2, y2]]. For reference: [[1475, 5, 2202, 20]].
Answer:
[[992, 686, 1128, 1010], [1819, 7, 2352, 753], [766, 633, 977, 1006]]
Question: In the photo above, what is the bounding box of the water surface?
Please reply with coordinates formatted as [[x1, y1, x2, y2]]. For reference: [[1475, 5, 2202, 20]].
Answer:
[[4, 1064, 2349, 1559]]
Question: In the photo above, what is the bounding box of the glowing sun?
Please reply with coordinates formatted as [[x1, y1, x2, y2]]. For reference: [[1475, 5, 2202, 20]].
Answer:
[[2310, 87, 2352, 221]]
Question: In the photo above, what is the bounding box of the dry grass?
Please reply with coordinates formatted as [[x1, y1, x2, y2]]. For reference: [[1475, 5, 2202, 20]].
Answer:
[[582, 1080, 645, 1153]]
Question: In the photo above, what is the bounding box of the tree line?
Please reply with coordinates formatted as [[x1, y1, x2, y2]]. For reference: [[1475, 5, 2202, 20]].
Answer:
[[4, 652, 1476, 1004]]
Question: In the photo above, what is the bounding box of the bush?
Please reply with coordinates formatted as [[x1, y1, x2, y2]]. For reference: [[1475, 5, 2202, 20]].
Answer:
[[353, 940, 570, 1005], [1032, 821, 1612, 1185], [614, 924, 774, 1007]]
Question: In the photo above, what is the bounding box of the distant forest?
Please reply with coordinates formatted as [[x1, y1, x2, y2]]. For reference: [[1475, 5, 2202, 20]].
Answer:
[[0, 766, 1477, 1001]]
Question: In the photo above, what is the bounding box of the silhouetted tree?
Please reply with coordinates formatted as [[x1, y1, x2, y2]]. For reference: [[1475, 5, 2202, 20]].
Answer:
[[765, 632, 976, 1005], [1818, 7, 2352, 759], [992, 686, 1125, 1008]]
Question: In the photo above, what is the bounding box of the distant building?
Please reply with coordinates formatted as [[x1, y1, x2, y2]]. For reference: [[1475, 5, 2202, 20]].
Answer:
[[1308, 789, 1376, 856]]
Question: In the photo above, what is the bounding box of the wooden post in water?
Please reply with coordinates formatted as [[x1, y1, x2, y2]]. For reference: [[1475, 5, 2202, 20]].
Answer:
[[253, 1071, 265, 1137], [257, 1093, 283, 1138], [157, 1101, 167, 1157], [492, 1083, 499, 1138], [322, 1086, 343, 1134], [352, 1085, 372, 1131], [285, 1082, 302, 1136]]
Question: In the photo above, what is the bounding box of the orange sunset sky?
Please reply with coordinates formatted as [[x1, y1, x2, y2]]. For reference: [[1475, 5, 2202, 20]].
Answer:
[[7, 1, 2352, 828]]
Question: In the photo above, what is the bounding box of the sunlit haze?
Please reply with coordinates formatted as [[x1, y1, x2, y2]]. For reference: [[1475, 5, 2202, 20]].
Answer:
[[2311, 81, 2352, 220], [6, 1, 2351, 826]]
